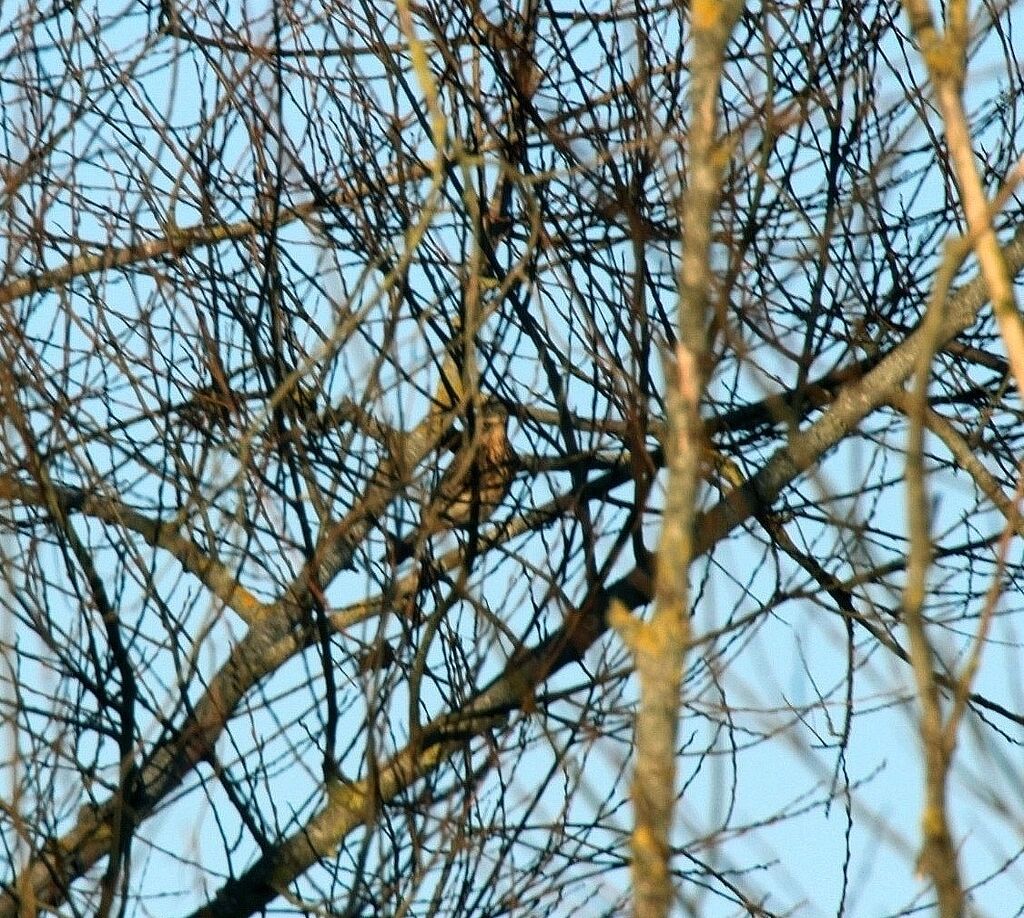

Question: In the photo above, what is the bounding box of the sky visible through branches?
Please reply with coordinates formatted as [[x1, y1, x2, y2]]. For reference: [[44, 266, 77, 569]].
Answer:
[[3, 1, 1024, 916]]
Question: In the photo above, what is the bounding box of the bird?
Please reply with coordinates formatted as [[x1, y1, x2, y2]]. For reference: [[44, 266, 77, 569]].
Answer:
[[390, 401, 515, 564]]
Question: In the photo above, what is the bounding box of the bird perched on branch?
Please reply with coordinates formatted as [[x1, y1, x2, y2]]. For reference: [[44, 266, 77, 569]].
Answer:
[[390, 401, 515, 564]]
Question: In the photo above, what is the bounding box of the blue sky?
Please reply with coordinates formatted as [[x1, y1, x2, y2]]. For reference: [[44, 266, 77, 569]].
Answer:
[[3, 1, 1024, 915]]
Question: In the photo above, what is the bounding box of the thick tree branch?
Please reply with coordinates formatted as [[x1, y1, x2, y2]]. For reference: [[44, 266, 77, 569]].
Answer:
[[7, 217, 1024, 917]]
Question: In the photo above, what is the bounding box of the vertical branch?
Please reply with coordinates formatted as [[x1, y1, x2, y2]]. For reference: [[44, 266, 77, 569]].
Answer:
[[611, 3, 742, 916], [903, 0, 1024, 392], [902, 293, 962, 916], [899, 2, 1024, 911]]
